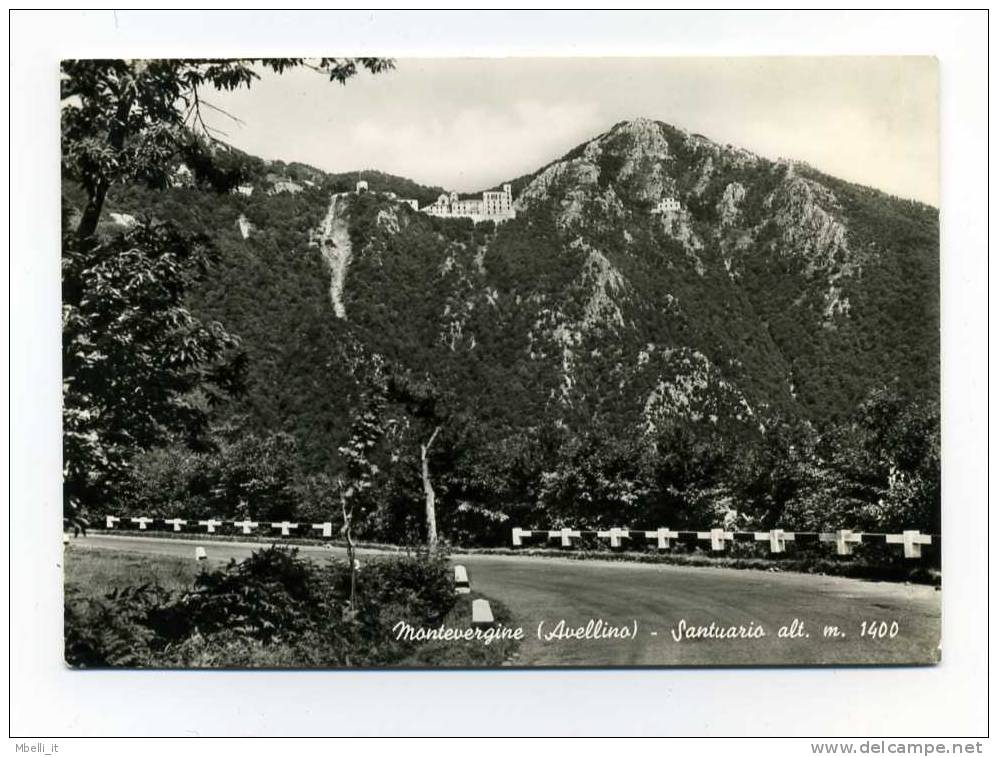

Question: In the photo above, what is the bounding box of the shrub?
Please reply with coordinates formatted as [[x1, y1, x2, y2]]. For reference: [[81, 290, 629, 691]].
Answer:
[[64, 583, 176, 667], [63, 546, 484, 668], [179, 547, 338, 642], [357, 551, 455, 625]]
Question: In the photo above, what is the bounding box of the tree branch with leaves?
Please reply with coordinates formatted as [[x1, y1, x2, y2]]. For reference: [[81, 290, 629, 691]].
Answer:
[[60, 57, 393, 529], [61, 57, 394, 242]]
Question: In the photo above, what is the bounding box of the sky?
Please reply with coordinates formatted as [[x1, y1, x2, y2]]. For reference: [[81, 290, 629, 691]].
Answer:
[[203, 57, 939, 205]]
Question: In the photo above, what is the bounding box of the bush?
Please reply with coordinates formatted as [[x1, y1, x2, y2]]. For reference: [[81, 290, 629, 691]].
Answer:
[[340, 551, 457, 664], [65, 583, 176, 667], [179, 547, 337, 642], [358, 551, 455, 625], [63, 546, 506, 668]]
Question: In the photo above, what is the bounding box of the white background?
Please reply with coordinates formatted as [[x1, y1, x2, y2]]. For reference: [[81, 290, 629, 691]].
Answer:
[[7, 9, 991, 740]]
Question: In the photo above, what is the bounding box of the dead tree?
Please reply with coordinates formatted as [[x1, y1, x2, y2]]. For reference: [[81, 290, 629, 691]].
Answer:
[[420, 426, 442, 552], [337, 477, 358, 614]]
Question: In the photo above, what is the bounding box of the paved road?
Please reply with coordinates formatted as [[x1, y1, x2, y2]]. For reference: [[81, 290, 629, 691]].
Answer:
[[68, 534, 941, 666]]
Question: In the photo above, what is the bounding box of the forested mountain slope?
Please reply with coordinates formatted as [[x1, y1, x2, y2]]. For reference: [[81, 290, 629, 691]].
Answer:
[[76, 118, 939, 541]]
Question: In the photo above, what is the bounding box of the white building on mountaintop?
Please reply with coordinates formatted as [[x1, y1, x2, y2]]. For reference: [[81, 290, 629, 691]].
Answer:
[[269, 180, 303, 195], [652, 197, 682, 214], [422, 183, 515, 223]]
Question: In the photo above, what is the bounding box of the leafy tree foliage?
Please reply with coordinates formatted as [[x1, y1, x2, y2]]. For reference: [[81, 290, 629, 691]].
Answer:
[[62, 219, 243, 519], [782, 386, 940, 532], [61, 57, 393, 523], [126, 429, 303, 522], [61, 58, 394, 240]]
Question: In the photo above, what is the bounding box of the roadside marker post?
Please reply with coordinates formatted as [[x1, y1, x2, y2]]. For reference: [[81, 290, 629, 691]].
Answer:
[[164, 518, 187, 532], [198, 519, 222, 533], [754, 529, 795, 554], [549, 528, 581, 547], [697, 528, 734, 552], [644, 527, 680, 550], [597, 527, 630, 548], [512, 527, 532, 546], [130, 517, 153, 531], [105, 515, 120, 529], [194, 547, 207, 561], [820, 529, 863, 556], [885, 530, 932, 559], [454, 565, 471, 594], [233, 520, 258, 535], [312, 522, 333, 538], [63, 533, 70, 545], [272, 521, 298, 536], [472, 598, 495, 627]]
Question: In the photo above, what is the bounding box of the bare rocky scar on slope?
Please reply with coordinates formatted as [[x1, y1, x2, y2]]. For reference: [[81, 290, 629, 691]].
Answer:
[[311, 193, 353, 319]]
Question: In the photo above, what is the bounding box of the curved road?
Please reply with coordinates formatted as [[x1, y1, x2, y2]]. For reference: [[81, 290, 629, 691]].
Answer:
[[67, 534, 941, 666]]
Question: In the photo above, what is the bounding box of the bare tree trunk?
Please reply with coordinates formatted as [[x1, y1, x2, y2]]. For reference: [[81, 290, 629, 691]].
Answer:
[[76, 86, 137, 244], [75, 181, 109, 243], [338, 479, 357, 611], [420, 426, 441, 553]]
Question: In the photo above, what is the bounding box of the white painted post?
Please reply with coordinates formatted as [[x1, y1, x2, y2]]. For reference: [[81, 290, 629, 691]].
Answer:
[[312, 522, 333, 538], [754, 529, 795, 554], [597, 527, 629, 548], [198, 519, 222, 533], [549, 527, 581, 547], [272, 521, 298, 536], [233, 520, 258, 535], [454, 565, 471, 594], [472, 598, 495, 627], [194, 547, 207, 561], [711, 528, 733, 551], [644, 527, 680, 550], [130, 517, 153, 530], [105, 515, 121, 529], [163, 518, 187, 532], [512, 527, 532, 547], [63, 533, 70, 545], [697, 528, 734, 551], [820, 529, 862, 556], [886, 530, 932, 559]]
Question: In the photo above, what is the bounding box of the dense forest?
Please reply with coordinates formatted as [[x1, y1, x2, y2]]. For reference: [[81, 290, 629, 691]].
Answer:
[[64, 108, 940, 546]]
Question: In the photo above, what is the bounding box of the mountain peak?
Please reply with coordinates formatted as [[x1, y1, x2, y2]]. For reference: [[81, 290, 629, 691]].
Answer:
[[105, 116, 938, 469]]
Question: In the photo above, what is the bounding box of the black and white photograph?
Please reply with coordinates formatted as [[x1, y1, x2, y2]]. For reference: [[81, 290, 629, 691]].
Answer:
[[59, 55, 942, 669]]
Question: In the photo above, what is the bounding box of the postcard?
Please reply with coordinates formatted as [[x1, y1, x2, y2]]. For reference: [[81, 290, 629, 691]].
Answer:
[[61, 56, 940, 669]]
